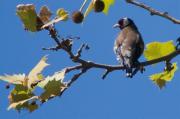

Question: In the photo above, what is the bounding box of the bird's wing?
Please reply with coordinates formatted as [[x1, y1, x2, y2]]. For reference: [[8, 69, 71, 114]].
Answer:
[[0, 74, 26, 85], [114, 32, 127, 64], [28, 56, 49, 88]]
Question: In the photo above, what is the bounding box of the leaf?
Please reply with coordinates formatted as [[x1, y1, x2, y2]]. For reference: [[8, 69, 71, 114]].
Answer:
[[38, 69, 66, 88], [38, 70, 67, 101], [150, 63, 178, 89], [0, 56, 49, 89], [0, 74, 25, 85], [27, 56, 49, 89], [8, 96, 38, 112], [144, 40, 176, 61], [8, 85, 38, 112], [56, 8, 69, 21], [16, 4, 38, 32], [39, 6, 52, 23], [42, 8, 69, 29], [103, 0, 115, 14]]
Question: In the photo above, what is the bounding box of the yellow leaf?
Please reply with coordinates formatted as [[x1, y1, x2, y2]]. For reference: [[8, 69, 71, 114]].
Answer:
[[16, 4, 38, 32], [103, 0, 115, 14], [56, 8, 69, 21], [150, 63, 178, 89], [144, 40, 176, 61]]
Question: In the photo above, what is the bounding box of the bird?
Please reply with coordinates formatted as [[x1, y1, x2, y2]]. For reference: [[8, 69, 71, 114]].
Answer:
[[113, 17, 144, 77]]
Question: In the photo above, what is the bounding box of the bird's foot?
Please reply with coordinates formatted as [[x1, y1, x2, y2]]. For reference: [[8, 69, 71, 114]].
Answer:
[[126, 73, 133, 78], [176, 37, 180, 50], [125, 67, 133, 78], [139, 65, 145, 73]]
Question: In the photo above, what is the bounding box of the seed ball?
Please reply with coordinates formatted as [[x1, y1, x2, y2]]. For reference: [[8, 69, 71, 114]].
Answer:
[[94, 0, 105, 12], [72, 11, 84, 24]]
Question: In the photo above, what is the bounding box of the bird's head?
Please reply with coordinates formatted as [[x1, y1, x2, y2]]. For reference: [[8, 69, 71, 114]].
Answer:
[[113, 17, 135, 29]]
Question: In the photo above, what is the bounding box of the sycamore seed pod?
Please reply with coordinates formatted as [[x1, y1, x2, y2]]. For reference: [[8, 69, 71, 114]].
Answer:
[[72, 11, 84, 24], [94, 0, 105, 12]]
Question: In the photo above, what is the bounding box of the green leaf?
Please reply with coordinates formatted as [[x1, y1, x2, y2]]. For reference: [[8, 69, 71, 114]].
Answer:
[[16, 4, 38, 32], [103, 0, 115, 14], [150, 63, 178, 89], [8, 85, 38, 112], [8, 96, 38, 112], [144, 40, 176, 61], [38, 70, 67, 101], [40, 79, 66, 101]]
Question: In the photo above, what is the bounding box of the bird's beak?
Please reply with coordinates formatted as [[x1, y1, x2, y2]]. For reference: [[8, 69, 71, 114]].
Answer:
[[113, 23, 120, 28]]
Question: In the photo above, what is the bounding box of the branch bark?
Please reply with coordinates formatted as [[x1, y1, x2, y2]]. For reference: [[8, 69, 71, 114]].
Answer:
[[126, 0, 180, 24], [41, 24, 180, 102], [45, 26, 180, 80]]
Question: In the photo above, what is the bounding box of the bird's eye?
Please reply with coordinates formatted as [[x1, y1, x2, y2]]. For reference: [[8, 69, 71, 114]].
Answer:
[[118, 20, 124, 27]]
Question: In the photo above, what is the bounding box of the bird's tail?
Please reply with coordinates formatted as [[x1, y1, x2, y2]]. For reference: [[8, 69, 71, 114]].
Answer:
[[125, 60, 140, 78], [125, 58, 135, 78]]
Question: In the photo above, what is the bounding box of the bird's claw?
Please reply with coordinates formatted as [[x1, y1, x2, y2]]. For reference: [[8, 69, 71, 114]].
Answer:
[[140, 65, 145, 73], [176, 37, 180, 50]]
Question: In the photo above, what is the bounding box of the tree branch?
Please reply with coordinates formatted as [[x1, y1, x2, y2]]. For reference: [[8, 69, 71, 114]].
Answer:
[[40, 25, 180, 104], [126, 0, 180, 24], [45, 26, 180, 80]]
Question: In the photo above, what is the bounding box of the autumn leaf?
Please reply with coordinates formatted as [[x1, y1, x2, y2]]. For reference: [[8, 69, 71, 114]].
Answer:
[[0, 74, 25, 85], [8, 96, 39, 112], [16, 4, 38, 32], [16, 4, 54, 32], [150, 63, 178, 89], [39, 6, 52, 23], [42, 8, 69, 29], [103, 0, 115, 14], [144, 40, 176, 61], [38, 70, 67, 101], [0, 56, 49, 89], [7, 85, 38, 112], [56, 8, 69, 21], [27, 56, 49, 89]]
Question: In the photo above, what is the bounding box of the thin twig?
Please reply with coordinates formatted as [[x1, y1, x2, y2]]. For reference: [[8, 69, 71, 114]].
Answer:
[[79, 0, 88, 12], [126, 0, 180, 24], [102, 69, 112, 79], [60, 68, 88, 96], [75, 43, 86, 58], [65, 65, 83, 73]]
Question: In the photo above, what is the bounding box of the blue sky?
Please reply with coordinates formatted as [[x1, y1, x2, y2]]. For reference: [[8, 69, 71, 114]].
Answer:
[[0, 0, 180, 119]]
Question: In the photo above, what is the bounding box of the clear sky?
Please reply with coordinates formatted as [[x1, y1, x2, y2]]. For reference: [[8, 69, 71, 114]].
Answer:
[[0, 0, 180, 119]]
